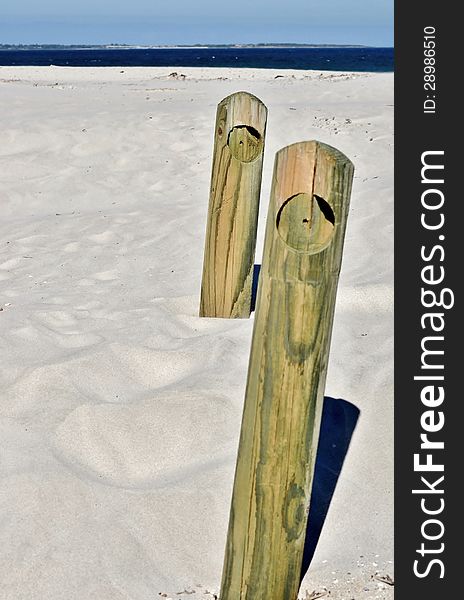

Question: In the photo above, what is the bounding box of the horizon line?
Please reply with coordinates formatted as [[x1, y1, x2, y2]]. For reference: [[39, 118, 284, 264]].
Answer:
[[0, 42, 393, 49]]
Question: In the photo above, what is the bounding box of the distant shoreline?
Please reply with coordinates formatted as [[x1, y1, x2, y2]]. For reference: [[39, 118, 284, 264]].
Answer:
[[0, 43, 387, 51]]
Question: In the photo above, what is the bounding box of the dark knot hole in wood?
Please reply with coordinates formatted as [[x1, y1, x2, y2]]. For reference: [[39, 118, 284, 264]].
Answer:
[[276, 192, 335, 254], [227, 124, 263, 163]]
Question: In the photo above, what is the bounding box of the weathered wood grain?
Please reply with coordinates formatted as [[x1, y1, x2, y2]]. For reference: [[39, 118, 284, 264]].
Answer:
[[220, 141, 354, 599], [199, 92, 267, 318]]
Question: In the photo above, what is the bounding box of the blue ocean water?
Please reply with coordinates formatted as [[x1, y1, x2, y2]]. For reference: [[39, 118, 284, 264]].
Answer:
[[0, 46, 393, 72]]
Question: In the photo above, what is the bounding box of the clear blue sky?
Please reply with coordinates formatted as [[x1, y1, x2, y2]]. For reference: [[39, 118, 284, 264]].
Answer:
[[1, 1, 393, 46]]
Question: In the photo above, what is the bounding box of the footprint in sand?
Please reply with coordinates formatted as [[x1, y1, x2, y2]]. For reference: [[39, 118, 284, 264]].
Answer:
[[31, 310, 103, 349], [88, 230, 117, 244], [93, 269, 119, 281], [63, 241, 80, 253], [52, 392, 236, 488], [0, 257, 23, 270]]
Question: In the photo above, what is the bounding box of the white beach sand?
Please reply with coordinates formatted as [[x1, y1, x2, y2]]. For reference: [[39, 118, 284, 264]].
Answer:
[[0, 66, 393, 599]]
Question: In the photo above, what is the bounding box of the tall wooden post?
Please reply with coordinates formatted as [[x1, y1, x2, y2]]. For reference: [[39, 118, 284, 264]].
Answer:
[[220, 141, 354, 599], [200, 92, 267, 318]]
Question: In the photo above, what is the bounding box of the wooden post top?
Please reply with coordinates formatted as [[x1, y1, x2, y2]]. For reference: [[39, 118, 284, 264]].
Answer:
[[215, 92, 268, 164], [264, 140, 354, 283]]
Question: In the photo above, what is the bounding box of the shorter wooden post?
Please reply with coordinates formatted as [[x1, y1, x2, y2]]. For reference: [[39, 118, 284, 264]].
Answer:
[[220, 141, 354, 599], [200, 92, 267, 318]]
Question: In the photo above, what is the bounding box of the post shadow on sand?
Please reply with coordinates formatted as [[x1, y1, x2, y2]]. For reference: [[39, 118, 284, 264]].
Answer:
[[250, 264, 261, 312], [300, 396, 360, 582]]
